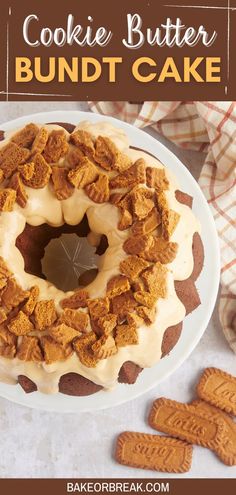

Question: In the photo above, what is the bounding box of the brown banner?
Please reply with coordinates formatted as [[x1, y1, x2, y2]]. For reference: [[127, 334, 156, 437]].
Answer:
[[0, 0, 236, 100], [0, 479, 235, 495]]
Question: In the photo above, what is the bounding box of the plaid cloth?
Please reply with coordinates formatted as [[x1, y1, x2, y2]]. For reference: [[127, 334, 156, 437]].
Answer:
[[89, 101, 236, 353]]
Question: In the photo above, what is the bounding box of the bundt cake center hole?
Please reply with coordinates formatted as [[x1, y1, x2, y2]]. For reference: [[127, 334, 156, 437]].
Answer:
[[16, 215, 109, 292], [42, 233, 101, 291]]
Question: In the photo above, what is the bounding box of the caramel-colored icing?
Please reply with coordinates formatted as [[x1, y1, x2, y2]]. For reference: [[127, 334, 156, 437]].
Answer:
[[0, 122, 200, 393]]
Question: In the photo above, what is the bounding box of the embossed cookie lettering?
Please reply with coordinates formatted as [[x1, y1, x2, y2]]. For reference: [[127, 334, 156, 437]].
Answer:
[[192, 400, 236, 466], [148, 398, 224, 452], [197, 368, 236, 415], [164, 411, 208, 436], [115, 432, 192, 473]]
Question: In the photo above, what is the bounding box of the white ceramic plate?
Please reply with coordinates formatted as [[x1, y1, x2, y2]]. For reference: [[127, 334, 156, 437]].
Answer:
[[0, 110, 220, 413]]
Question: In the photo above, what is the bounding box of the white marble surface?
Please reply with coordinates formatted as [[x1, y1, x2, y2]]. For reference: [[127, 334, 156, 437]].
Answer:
[[0, 102, 235, 479]]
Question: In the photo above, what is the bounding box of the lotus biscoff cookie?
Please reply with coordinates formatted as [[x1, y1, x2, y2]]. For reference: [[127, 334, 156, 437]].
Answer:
[[197, 367, 236, 416], [148, 397, 230, 463], [191, 400, 236, 466], [115, 431, 193, 473]]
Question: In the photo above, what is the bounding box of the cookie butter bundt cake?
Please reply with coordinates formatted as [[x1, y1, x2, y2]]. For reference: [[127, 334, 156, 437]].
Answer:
[[0, 120, 204, 395]]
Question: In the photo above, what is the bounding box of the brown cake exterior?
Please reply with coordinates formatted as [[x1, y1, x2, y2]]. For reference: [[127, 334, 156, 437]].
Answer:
[[191, 232, 205, 281], [59, 373, 103, 396], [174, 279, 201, 316], [161, 322, 183, 358], [18, 375, 37, 393]]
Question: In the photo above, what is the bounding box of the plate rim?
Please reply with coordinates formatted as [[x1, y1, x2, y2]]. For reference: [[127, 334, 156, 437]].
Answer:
[[0, 110, 220, 413]]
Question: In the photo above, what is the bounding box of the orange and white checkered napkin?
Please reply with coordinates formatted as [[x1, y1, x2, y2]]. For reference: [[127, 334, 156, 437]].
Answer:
[[89, 101, 236, 352]]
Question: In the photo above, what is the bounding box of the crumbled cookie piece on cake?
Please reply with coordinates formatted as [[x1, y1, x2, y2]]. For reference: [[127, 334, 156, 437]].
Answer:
[[112, 151, 132, 173], [95, 136, 119, 171], [132, 278, 145, 293], [110, 159, 146, 189], [41, 335, 72, 364], [0, 256, 12, 279], [146, 166, 169, 191], [118, 190, 133, 211], [22, 153, 51, 189], [58, 309, 88, 332], [51, 166, 74, 200], [0, 308, 7, 324], [22, 285, 40, 316], [95, 136, 131, 172], [126, 312, 143, 327], [156, 191, 168, 212], [116, 191, 135, 230], [92, 334, 117, 359], [0, 142, 30, 178], [136, 305, 156, 325], [0, 188, 16, 211], [141, 237, 178, 264], [115, 322, 138, 347], [131, 187, 155, 220], [1, 278, 29, 310], [88, 297, 110, 320], [60, 289, 89, 309], [134, 291, 157, 309], [9, 172, 28, 208], [111, 290, 137, 320], [11, 123, 39, 148], [132, 208, 161, 236], [68, 157, 98, 188], [43, 130, 69, 163], [0, 324, 17, 357], [0, 279, 7, 290], [141, 262, 168, 298], [0, 342, 16, 358], [90, 317, 102, 335], [70, 129, 95, 158], [120, 255, 149, 281], [31, 127, 49, 155], [66, 147, 85, 168], [17, 336, 43, 362], [96, 313, 117, 336], [0, 325, 17, 347], [107, 275, 130, 298], [123, 234, 154, 256], [85, 174, 110, 203], [118, 208, 133, 231], [73, 332, 99, 367], [8, 310, 34, 336], [109, 192, 126, 205], [18, 162, 35, 181], [34, 300, 57, 330], [162, 209, 180, 240], [49, 323, 80, 346]]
